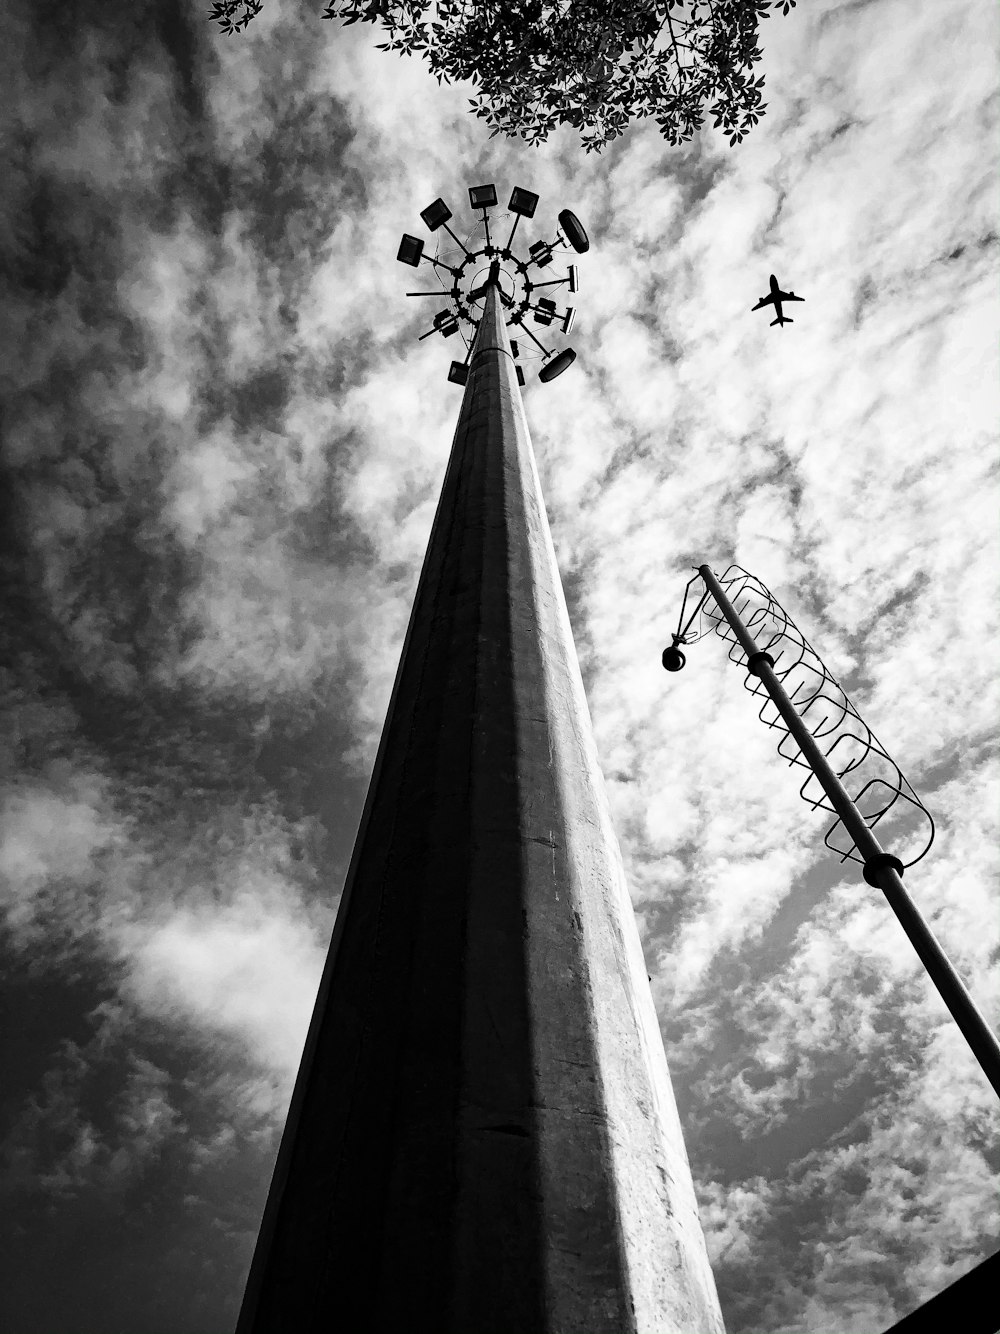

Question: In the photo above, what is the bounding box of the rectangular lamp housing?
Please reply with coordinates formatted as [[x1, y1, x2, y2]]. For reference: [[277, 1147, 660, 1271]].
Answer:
[[508, 187, 539, 218], [421, 198, 453, 231], [397, 234, 424, 266], [468, 183, 498, 209]]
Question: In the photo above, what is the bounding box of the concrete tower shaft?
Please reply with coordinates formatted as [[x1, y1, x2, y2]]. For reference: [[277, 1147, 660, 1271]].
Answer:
[[237, 284, 724, 1333]]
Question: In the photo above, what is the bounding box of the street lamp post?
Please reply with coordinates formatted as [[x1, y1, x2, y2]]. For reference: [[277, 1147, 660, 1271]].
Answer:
[[664, 562, 1000, 1100]]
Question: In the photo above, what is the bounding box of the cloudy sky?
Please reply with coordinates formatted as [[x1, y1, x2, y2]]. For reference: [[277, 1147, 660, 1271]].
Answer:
[[1, 0, 997, 1330]]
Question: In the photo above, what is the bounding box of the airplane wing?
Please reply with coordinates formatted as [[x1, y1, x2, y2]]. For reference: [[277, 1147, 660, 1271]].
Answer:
[[775, 288, 805, 303], [751, 295, 775, 311]]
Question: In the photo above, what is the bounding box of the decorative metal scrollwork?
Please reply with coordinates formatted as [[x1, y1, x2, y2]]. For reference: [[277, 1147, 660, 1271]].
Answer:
[[669, 564, 935, 871]]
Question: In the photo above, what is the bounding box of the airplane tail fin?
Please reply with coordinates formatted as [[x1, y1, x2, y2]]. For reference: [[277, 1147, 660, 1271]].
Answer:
[[770, 316, 792, 326]]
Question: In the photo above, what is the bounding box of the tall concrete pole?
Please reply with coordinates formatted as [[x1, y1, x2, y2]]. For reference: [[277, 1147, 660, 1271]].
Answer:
[[236, 282, 724, 1333]]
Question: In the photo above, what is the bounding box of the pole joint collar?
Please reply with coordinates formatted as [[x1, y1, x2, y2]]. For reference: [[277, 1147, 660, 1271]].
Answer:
[[863, 852, 905, 886], [746, 650, 775, 677]]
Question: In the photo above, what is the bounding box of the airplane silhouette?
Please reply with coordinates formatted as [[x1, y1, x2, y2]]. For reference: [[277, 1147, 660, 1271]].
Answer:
[[752, 274, 805, 327]]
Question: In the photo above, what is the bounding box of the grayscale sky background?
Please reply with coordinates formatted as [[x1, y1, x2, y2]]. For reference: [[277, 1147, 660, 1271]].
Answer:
[[1, 0, 997, 1331]]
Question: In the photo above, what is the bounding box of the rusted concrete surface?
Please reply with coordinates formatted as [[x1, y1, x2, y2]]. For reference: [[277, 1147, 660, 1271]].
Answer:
[[237, 286, 724, 1334]]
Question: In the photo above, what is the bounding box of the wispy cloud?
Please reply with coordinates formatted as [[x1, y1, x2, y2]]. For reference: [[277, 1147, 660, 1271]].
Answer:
[[1, 0, 997, 1328]]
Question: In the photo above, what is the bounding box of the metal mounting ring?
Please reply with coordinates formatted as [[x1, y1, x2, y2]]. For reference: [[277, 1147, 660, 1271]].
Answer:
[[862, 852, 906, 886], [746, 651, 775, 676]]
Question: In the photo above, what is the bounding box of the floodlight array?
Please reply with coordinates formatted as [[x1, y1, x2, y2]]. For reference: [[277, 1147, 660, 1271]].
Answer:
[[396, 184, 589, 384]]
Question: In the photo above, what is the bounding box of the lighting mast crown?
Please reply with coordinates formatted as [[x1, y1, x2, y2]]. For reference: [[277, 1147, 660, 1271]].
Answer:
[[396, 183, 588, 385]]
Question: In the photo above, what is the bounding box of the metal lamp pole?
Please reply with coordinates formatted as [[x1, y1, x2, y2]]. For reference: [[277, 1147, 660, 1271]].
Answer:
[[697, 563, 1000, 1099], [237, 188, 727, 1334]]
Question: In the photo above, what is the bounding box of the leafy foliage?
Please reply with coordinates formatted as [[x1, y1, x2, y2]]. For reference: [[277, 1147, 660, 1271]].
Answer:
[[207, 0, 797, 152], [207, 1, 262, 35]]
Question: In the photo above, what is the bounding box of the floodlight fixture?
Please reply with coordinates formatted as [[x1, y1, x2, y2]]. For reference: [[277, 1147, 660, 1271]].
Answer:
[[538, 348, 577, 382], [434, 310, 460, 337], [398, 183, 587, 382], [534, 298, 557, 327], [468, 183, 498, 210], [397, 234, 424, 267], [558, 209, 590, 253], [419, 309, 461, 340], [421, 198, 453, 231], [529, 241, 554, 268], [508, 187, 539, 218], [503, 186, 540, 253]]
